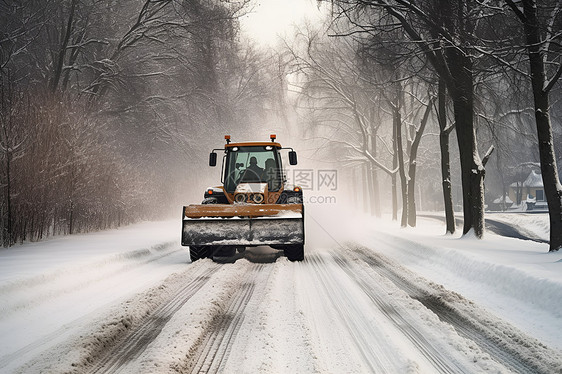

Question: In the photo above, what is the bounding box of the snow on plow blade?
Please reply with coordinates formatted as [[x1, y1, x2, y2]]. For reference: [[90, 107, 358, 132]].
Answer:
[[182, 204, 304, 246]]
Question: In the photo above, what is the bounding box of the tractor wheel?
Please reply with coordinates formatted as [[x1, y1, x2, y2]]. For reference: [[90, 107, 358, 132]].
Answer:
[[212, 245, 236, 258], [284, 244, 304, 262], [190, 246, 212, 262]]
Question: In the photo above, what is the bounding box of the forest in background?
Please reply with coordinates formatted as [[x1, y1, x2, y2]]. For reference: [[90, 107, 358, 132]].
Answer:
[[1, 0, 561, 250], [0, 0, 290, 245], [291, 0, 562, 250]]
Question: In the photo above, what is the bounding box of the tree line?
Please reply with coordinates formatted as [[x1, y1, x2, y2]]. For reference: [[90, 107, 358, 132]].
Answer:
[[290, 0, 561, 251], [0, 0, 287, 246]]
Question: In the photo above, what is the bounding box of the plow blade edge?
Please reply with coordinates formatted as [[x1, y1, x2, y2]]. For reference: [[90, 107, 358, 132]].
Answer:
[[181, 204, 304, 246]]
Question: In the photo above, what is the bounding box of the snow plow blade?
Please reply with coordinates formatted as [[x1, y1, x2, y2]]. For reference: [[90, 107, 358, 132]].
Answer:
[[181, 204, 304, 246]]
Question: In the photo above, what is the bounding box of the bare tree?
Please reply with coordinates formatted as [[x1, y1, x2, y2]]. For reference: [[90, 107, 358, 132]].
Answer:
[[290, 27, 437, 224], [505, 0, 562, 252], [436, 78, 456, 233], [330, 0, 497, 238], [289, 31, 399, 214]]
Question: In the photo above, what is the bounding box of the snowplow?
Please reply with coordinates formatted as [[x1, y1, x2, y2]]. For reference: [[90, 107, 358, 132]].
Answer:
[[182, 135, 304, 262]]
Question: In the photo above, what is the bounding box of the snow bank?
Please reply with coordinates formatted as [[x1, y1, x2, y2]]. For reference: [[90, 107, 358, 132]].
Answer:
[[488, 212, 550, 241], [353, 215, 562, 350], [0, 220, 184, 373], [0, 220, 179, 282]]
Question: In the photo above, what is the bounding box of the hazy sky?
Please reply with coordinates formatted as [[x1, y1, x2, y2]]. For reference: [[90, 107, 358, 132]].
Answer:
[[240, 0, 325, 47]]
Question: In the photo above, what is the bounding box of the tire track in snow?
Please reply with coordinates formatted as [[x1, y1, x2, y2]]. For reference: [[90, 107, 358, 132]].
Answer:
[[349, 244, 561, 374], [304, 253, 403, 373], [0, 243, 184, 372], [182, 264, 264, 374], [88, 264, 220, 374], [330, 254, 468, 374]]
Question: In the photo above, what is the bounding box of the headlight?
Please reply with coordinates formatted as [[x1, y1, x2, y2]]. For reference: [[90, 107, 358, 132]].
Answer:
[[252, 193, 264, 204], [235, 194, 247, 203]]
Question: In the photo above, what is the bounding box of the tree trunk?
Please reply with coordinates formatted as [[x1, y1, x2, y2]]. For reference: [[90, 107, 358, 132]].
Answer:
[[394, 105, 408, 227], [519, 0, 562, 251], [367, 163, 375, 216], [447, 49, 485, 238], [50, 0, 77, 93], [407, 175, 416, 226], [406, 96, 433, 227], [370, 132, 381, 217], [392, 116, 398, 221], [362, 162, 369, 213], [371, 166, 381, 218], [1, 95, 13, 247], [438, 79, 455, 234], [3, 149, 12, 247], [69, 200, 74, 235]]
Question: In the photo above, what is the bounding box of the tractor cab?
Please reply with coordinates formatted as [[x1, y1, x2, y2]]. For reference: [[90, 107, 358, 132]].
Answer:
[[209, 135, 298, 203], [224, 144, 283, 193]]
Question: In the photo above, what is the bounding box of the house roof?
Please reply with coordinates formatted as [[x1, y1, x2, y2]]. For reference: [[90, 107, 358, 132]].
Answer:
[[510, 170, 543, 188]]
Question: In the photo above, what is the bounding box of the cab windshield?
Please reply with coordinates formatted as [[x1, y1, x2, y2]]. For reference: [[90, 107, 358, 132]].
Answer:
[[224, 146, 282, 193]]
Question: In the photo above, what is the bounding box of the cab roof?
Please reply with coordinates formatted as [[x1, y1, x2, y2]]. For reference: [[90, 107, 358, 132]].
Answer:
[[225, 142, 282, 149]]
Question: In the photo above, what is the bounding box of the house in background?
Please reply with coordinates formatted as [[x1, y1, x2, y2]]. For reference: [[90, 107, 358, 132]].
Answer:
[[488, 195, 513, 211], [508, 170, 547, 211]]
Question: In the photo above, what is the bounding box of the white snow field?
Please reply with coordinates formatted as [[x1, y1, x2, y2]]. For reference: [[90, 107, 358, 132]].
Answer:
[[0, 208, 561, 373]]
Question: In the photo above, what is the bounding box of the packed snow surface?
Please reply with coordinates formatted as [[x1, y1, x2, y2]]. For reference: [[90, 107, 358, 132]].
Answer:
[[0, 209, 561, 373]]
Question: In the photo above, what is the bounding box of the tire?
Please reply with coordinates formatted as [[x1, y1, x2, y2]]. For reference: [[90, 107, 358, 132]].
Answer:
[[284, 244, 304, 262], [212, 245, 236, 258], [190, 245, 212, 262]]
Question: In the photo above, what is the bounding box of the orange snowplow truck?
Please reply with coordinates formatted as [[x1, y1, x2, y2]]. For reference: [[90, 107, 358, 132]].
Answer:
[[182, 135, 304, 262]]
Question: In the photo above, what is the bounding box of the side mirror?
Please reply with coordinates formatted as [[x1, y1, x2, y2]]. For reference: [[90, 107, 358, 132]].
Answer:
[[289, 151, 298, 165], [209, 152, 217, 167]]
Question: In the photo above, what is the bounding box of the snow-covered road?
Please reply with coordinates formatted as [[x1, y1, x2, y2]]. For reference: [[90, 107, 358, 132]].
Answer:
[[1, 214, 561, 373]]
